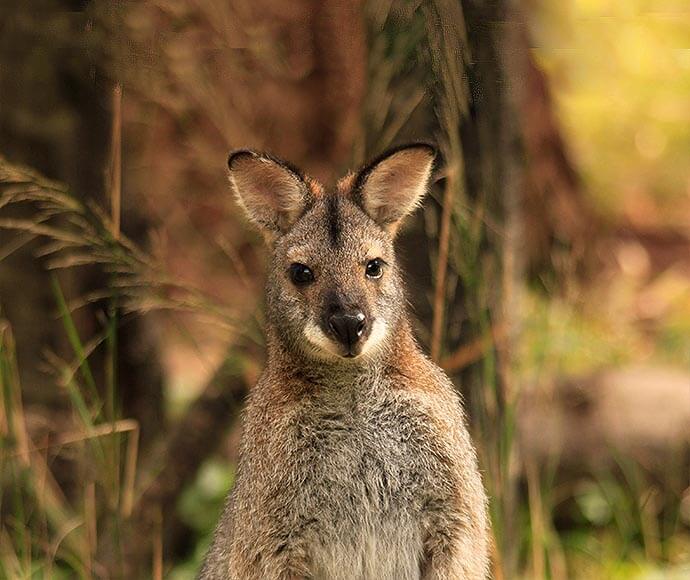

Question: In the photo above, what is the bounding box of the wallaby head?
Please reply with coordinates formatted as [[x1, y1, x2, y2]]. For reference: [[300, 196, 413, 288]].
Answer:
[[228, 144, 435, 362]]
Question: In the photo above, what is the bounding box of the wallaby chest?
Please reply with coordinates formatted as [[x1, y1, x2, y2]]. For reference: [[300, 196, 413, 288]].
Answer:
[[275, 380, 446, 579]]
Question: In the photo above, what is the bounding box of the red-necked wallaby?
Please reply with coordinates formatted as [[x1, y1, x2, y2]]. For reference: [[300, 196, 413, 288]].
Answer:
[[199, 144, 490, 579]]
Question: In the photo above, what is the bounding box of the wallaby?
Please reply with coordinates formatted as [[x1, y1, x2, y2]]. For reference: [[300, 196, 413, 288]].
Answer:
[[199, 144, 490, 579]]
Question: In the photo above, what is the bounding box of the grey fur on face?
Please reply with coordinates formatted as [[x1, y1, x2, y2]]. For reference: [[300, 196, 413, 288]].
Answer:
[[268, 195, 403, 363], [199, 144, 490, 579]]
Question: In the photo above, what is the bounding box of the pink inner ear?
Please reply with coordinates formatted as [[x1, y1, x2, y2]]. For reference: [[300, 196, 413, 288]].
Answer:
[[358, 147, 435, 228], [229, 154, 311, 234]]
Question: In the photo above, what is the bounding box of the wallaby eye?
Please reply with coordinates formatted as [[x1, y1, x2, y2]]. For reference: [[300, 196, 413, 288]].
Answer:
[[365, 258, 384, 279], [289, 263, 315, 286]]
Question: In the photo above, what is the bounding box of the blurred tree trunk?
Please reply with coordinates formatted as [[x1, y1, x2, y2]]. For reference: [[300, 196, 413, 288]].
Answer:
[[0, 0, 164, 445], [511, 13, 596, 281], [458, 2, 522, 576], [0, 0, 99, 404]]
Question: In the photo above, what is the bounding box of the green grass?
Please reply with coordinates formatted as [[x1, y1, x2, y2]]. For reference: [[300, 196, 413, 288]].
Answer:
[[0, 295, 139, 578]]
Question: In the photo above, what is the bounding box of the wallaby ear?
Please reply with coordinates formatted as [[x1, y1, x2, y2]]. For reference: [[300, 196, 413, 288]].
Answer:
[[353, 143, 436, 234], [228, 150, 311, 238]]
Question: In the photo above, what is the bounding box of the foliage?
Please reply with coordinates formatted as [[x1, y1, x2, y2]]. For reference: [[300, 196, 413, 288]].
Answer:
[[0, 156, 239, 330], [531, 0, 690, 223]]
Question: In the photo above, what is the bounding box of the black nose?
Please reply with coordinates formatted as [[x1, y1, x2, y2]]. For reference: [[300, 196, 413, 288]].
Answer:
[[328, 311, 366, 348]]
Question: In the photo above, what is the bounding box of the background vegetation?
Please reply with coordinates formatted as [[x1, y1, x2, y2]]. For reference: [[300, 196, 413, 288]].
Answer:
[[1, 0, 689, 578]]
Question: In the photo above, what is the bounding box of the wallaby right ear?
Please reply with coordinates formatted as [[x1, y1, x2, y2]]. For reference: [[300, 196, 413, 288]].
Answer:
[[228, 150, 311, 239], [352, 143, 436, 235]]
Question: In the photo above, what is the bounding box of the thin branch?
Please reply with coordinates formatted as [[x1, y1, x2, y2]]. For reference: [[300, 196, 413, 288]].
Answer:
[[110, 84, 123, 239], [441, 324, 507, 374], [430, 166, 456, 361]]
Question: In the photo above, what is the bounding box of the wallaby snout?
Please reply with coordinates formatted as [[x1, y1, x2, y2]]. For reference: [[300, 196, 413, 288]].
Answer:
[[327, 309, 367, 355]]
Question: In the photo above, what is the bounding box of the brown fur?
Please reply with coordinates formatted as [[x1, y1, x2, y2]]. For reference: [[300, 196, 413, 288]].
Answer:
[[199, 145, 490, 579]]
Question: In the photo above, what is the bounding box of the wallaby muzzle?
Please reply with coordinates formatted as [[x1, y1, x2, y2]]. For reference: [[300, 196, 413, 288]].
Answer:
[[328, 310, 367, 356]]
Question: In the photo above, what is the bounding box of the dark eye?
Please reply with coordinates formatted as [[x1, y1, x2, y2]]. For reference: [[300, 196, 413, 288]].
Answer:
[[289, 263, 315, 286], [365, 258, 384, 279]]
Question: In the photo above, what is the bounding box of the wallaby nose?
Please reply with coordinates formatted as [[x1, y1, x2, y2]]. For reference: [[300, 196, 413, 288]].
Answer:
[[328, 311, 366, 349]]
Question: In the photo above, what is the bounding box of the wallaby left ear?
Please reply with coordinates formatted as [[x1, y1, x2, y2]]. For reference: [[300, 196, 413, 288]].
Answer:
[[228, 150, 312, 240], [353, 143, 436, 234]]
